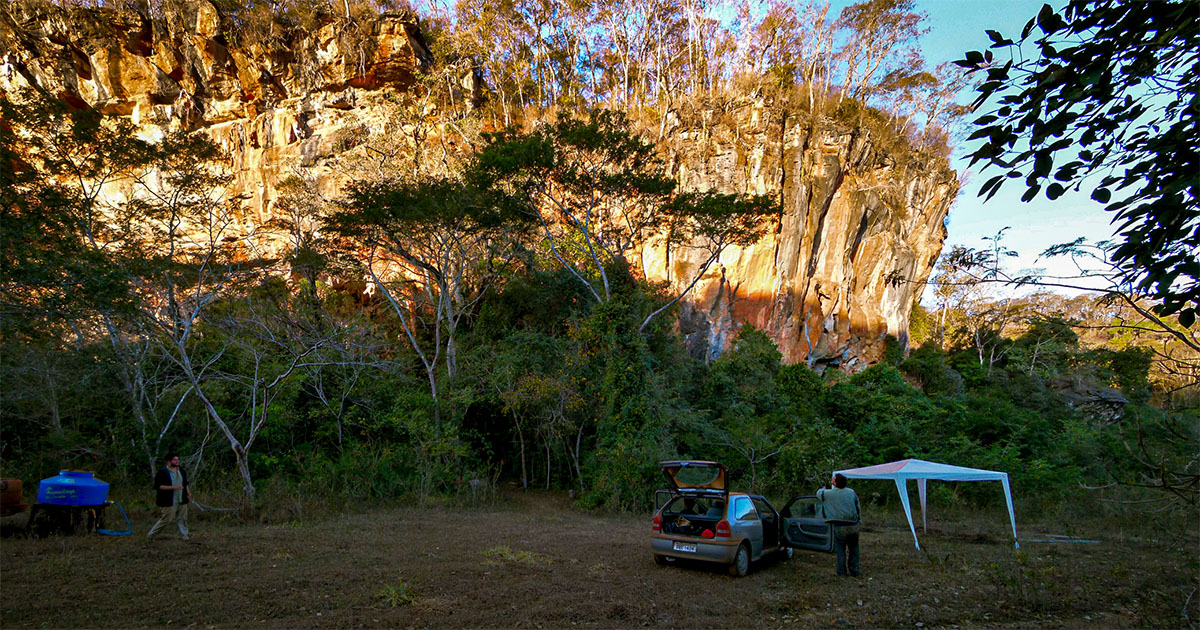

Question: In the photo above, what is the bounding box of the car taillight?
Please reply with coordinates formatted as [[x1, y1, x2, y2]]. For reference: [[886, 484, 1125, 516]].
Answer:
[[652, 513, 662, 533], [715, 519, 731, 538]]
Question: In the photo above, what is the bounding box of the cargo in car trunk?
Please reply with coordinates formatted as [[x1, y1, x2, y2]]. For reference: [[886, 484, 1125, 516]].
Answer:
[[659, 496, 726, 536]]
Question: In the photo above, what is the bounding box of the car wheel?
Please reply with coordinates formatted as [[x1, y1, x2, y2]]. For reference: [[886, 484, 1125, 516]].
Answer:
[[729, 543, 750, 577], [654, 554, 669, 566]]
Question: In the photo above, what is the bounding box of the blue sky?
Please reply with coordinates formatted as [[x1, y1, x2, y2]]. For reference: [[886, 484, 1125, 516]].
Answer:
[[908, 0, 1118, 299], [814, 0, 1116, 302]]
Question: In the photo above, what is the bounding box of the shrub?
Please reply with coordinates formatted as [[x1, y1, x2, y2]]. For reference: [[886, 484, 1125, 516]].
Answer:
[[901, 343, 963, 395]]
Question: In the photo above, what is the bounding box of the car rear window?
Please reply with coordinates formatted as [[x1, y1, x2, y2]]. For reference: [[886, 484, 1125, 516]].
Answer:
[[674, 466, 721, 487]]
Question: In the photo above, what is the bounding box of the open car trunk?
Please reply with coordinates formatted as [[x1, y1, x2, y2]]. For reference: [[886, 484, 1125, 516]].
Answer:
[[657, 462, 730, 537], [658, 495, 727, 537]]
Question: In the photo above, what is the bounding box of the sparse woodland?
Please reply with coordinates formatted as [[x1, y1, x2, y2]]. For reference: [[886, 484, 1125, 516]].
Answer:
[[0, 0, 1196, 537]]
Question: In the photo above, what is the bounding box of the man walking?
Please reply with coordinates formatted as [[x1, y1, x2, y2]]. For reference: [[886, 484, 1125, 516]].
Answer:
[[818, 472, 861, 577], [148, 452, 190, 541]]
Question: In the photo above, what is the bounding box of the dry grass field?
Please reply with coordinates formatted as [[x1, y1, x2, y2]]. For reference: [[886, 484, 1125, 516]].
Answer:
[[1, 489, 1196, 628]]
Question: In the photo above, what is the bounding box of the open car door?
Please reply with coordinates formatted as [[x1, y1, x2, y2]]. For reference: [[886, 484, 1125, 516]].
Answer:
[[780, 495, 833, 552]]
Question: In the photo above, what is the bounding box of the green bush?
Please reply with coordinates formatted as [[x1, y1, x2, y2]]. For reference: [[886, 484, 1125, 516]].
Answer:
[[901, 344, 963, 395]]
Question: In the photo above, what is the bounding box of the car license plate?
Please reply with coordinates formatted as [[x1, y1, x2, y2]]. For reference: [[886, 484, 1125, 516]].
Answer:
[[673, 542, 697, 553]]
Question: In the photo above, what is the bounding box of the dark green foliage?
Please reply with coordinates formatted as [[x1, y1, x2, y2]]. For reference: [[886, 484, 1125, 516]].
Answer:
[[882, 334, 904, 366], [691, 327, 791, 493], [664, 191, 780, 250], [1006, 316, 1079, 380], [777, 363, 826, 399], [901, 344, 963, 395], [470, 110, 675, 218], [1080, 347, 1153, 404], [570, 262, 677, 510], [330, 178, 534, 243], [701, 326, 784, 415], [1, 80, 1184, 518], [949, 351, 989, 388], [959, 0, 1200, 325], [1, 231, 1174, 512]]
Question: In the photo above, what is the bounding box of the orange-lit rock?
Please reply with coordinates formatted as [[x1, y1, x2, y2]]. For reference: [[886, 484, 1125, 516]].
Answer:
[[1, 1, 954, 371], [645, 107, 956, 371], [2, 0, 430, 263]]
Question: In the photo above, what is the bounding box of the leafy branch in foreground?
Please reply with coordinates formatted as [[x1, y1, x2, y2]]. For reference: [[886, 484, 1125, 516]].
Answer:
[[957, 0, 1200, 325], [928, 235, 1198, 369], [1115, 410, 1199, 508]]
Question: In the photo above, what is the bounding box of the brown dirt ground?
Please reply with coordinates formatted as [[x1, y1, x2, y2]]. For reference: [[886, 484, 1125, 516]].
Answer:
[[1, 489, 1196, 629]]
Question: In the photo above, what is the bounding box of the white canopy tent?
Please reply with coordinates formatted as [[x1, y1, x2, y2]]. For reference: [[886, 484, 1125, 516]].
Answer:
[[834, 459, 1018, 550]]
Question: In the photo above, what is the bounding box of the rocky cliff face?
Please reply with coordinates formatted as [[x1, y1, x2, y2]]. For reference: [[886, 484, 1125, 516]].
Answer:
[[1, 1, 956, 371], [1, 0, 435, 259], [648, 108, 957, 370]]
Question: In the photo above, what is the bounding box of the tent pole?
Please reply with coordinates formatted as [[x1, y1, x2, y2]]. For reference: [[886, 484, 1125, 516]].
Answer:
[[918, 479, 927, 533], [895, 477, 919, 550], [1001, 475, 1018, 549]]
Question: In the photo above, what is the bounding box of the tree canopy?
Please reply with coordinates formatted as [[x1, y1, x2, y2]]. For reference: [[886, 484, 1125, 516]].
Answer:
[[957, 0, 1200, 326], [468, 110, 777, 330]]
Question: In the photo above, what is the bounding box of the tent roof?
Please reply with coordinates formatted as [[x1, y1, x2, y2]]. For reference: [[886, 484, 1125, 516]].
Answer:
[[836, 458, 1007, 482], [832, 459, 1019, 549]]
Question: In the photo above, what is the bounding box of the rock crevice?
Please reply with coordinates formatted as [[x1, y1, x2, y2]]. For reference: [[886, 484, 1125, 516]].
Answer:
[[656, 105, 956, 370]]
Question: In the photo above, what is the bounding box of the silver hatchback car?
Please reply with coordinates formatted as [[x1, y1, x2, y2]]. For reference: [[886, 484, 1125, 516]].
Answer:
[[650, 460, 832, 576]]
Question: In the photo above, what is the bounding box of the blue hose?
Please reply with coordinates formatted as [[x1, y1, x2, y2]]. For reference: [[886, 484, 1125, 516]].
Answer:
[[97, 501, 131, 536]]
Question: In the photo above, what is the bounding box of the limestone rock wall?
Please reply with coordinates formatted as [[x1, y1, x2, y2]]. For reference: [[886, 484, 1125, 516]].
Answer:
[[643, 106, 956, 370], [1, 1, 956, 371], [1, 0, 432, 257]]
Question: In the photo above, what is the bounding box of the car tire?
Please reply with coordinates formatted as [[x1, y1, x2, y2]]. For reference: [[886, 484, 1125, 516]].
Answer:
[[654, 554, 669, 566], [729, 543, 750, 577]]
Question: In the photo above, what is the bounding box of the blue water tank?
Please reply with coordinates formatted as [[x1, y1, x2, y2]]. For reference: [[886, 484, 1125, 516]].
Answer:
[[36, 471, 109, 506]]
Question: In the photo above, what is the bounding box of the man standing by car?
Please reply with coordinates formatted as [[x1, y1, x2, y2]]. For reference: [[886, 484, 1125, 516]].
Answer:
[[148, 452, 190, 541], [818, 473, 860, 577]]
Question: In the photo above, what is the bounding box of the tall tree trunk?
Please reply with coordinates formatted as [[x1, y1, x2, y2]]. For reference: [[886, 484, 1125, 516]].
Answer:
[[573, 423, 585, 494], [235, 448, 255, 500], [516, 419, 528, 489], [545, 439, 551, 490], [938, 305, 948, 349]]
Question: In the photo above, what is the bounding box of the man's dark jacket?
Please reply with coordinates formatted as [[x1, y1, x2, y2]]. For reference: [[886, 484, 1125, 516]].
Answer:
[[153, 466, 189, 508]]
